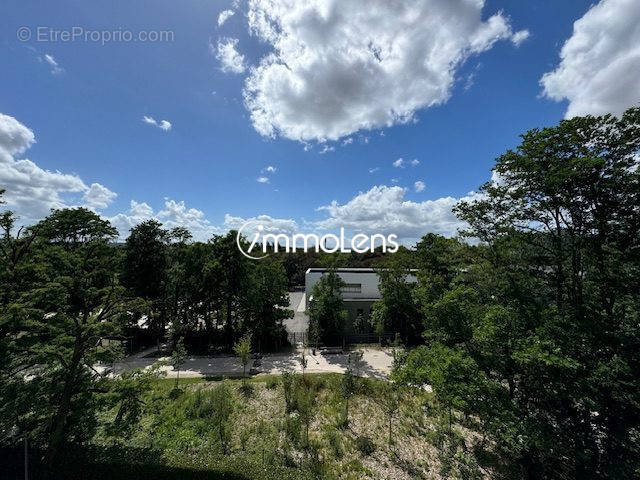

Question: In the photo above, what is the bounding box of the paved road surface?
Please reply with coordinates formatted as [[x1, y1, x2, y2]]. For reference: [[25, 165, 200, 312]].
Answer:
[[111, 346, 394, 379], [107, 292, 393, 379], [283, 291, 308, 338]]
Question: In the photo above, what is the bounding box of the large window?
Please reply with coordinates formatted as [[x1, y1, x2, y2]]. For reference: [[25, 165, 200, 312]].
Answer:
[[340, 283, 362, 293]]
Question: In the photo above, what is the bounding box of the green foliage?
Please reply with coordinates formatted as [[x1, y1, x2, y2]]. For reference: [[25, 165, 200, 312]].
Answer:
[[281, 371, 295, 413], [355, 435, 376, 456], [233, 333, 252, 386], [170, 338, 187, 389], [395, 107, 640, 478], [0, 207, 137, 469], [372, 255, 422, 344], [265, 376, 278, 390], [340, 365, 356, 427], [307, 270, 347, 346], [106, 364, 165, 438]]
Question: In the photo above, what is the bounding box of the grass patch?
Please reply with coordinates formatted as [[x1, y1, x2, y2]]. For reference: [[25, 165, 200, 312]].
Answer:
[[84, 374, 479, 480]]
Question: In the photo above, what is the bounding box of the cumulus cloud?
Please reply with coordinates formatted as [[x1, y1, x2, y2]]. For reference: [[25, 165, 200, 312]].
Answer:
[[257, 176, 270, 183], [511, 29, 530, 47], [42, 54, 64, 75], [368, 167, 380, 174], [83, 183, 118, 209], [541, 0, 640, 118], [224, 213, 298, 238], [215, 37, 246, 73], [0, 113, 35, 154], [263, 165, 277, 173], [243, 0, 520, 142], [218, 9, 235, 27], [0, 113, 116, 223], [393, 158, 405, 168], [410, 159, 420, 167], [414, 181, 426, 192], [142, 115, 172, 131], [315, 185, 478, 241], [108, 199, 223, 241]]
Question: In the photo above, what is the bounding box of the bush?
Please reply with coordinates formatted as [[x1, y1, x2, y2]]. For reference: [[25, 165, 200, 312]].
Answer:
[[265, 376, 279, 390], [238, 382, 254, 397], [168, 387, 183, 400], [282, 371, 295, 413], [325, 429, 344, 459], [355, 435, 376, 456], [284, 414, 302, 445]]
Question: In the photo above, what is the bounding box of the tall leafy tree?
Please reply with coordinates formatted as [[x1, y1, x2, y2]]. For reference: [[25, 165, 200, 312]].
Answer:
[[210, 231, 250, 348], [372, 254, 421, 345], [2, 208, 136, 471], [307, 270, 347, 346], [396, 108, 640, 478], [121, 220, 170, 348], [242, 258, 291, 351]]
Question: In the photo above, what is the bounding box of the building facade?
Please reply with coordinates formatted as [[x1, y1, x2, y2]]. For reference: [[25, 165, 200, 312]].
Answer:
[[304, 268, 417, 325]]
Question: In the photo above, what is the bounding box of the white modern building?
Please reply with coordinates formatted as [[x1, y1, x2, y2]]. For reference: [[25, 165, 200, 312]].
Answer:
[[305, 268, 417, 323]]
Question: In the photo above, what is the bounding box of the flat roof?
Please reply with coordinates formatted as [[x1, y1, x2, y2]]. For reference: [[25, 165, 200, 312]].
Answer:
[[305, 267, 418, 274]]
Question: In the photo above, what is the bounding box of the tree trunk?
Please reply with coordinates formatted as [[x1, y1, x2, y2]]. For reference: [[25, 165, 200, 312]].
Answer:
[[43, 339, 83, 475]]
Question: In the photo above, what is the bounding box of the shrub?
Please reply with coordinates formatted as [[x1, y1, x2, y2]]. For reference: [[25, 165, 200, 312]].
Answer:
[[265, 376, 279, 390], [282, 371, 295, 413], [284, 414, 302, 445], [168, 387, 183, 400], [325, 429, 344, 459], [355, 435, 376, 456]]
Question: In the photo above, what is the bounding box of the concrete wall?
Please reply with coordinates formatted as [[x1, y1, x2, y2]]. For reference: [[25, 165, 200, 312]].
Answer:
[[305, 269, 381, 301], [304, 268, 417, 305]]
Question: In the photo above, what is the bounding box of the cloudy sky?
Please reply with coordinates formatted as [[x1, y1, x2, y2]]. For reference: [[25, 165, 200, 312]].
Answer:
[[1, 0, 639, 243]]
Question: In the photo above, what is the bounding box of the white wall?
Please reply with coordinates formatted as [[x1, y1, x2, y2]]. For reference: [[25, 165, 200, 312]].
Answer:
[[305, 269, 417, 302]]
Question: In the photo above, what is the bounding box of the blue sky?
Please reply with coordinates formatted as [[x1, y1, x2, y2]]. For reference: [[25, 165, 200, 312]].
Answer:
[[1, 0, 639, 243]]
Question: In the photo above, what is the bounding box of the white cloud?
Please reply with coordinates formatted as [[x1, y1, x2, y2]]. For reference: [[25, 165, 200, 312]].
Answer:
[[410, 159, 420, 167], [511, 29, 530, 47], [224, 213, 298, 238], [218, 9, 235, 27], [142, 115, 172, 131], [0, 113, 116, 223], [83, 183, 118, 209], [263, 165, 277, 173], [243, 0, 520, 142], [42, 54, 64, 75], [316, 184, 477, 241], [257, 176, 270, 183], [0, 113, 35, 154], [215, 37, 246, 74], [368, 167, 380, 174], [393, 158, 405, 168], [108, 199, 223, 241], [414, 180, 426, 192], [541, 0, 640, 118], [319, 145, 334, 154], [342, 137, 353, 146]]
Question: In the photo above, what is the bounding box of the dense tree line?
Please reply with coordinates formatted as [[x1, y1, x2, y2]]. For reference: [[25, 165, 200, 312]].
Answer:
[[385, 108, 640, 478], [0, 206, 292, 472]]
